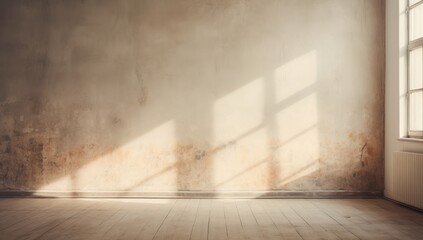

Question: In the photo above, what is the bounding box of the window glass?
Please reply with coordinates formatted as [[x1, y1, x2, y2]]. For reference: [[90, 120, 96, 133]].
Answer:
[[410, 47, 423, 90], [410, 91, 423, 131], [410, 4, 423, 41]]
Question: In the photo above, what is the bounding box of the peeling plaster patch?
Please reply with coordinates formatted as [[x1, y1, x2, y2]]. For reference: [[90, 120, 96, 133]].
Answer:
[[195, 150, 206, 160], [111, 117, 123, 127]]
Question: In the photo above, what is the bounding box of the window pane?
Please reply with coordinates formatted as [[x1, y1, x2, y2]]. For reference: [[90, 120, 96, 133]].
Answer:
[[410, 4, 423, 41], [410, 91, 423, 131], [410, 0, 422, 6], [410, 47, 423, 90]]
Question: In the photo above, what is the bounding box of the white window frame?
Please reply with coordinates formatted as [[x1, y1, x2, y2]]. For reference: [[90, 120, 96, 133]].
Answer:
[[407, 0, 423, 138]]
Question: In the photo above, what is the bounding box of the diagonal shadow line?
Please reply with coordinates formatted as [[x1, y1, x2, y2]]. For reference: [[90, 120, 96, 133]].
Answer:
[[213, 157, 269, 188], [210, 83, 317, 155], [62, 70, 317, 192], [121, 125, 317, 193], [213, 158, 317, 189], [0, 1, 331, 193], [121, 122, 317, 192], [116, 72, 316, 193], [34, 64, 317, 192], [273, 82, 317, 112], [40, 78, 318, 193], [279, 161, 318, 186], [121, 164, 176, 192], [212, 125, 317, 188]]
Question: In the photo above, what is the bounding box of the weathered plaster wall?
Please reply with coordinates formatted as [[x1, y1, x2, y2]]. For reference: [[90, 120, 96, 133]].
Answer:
[[0, 0, 384, 192]]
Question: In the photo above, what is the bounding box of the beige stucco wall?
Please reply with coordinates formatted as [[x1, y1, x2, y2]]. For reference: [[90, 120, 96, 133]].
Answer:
[[0, 0, 384, 193]]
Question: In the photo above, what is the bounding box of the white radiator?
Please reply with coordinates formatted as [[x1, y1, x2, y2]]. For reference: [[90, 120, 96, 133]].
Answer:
[[393, 152, 423, 209]]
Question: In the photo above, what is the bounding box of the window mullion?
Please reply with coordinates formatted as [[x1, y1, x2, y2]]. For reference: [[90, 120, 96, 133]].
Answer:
[[409, 0, 423, 11], [408, 38, 423, 50]]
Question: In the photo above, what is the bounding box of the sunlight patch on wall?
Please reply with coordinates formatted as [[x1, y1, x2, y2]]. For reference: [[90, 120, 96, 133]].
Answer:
[[276, 94, 318, 142], [212, 128, 269, 190], [213, 77, 265, 144], [37, 175, 73, 191], [212, 77, 267, 189], [275, 93, 319, 188], [37, 120, 180, 192], [274, 50, 319, 188], [278, 126, 320, 187], [209, 50, 320, 189], [274, 50, 317, 103]]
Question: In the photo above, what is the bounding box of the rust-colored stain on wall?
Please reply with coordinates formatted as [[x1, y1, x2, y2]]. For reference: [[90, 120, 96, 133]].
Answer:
[[0, 0, 384, 192]]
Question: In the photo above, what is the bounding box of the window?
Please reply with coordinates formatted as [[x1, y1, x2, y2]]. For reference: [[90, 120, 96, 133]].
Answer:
[[407, 0, 423, 137]]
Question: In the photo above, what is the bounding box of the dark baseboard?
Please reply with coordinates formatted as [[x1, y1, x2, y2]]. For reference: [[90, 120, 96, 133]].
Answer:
[[0, 190, 383, 199], [384, 196, 423, 212]]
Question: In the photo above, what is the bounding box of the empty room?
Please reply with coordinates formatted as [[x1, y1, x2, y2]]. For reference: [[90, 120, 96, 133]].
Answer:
[[0, 0, 422, 239]]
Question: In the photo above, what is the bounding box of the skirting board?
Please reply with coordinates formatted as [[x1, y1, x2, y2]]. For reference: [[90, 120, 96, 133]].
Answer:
[[385, 196, 423, 213], [0, 190, 382, 199]]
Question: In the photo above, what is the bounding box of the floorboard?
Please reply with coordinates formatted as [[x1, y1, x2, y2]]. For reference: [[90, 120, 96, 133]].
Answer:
[[0, 198, 421, 240]]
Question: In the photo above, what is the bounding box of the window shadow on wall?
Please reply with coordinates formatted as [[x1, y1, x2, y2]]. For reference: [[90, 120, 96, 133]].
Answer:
[[0, 0, 385, 195]]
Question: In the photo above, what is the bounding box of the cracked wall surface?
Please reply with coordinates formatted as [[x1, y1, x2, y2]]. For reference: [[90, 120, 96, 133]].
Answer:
[[0, 0, 385, 192]]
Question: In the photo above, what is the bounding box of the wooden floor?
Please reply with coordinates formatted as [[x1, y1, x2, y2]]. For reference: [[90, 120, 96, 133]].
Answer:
[[0, 198, 422, 240]]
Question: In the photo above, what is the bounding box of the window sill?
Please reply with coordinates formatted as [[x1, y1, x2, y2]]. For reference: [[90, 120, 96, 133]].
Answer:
[[398, 137, 423, 143]]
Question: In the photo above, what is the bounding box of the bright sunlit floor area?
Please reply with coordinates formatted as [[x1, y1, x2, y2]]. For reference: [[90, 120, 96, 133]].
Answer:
[[1, 198, 422, 240]]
